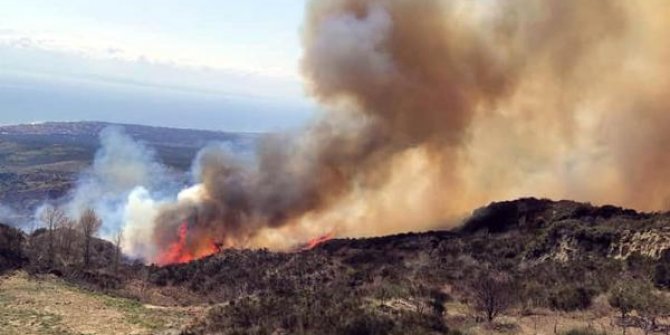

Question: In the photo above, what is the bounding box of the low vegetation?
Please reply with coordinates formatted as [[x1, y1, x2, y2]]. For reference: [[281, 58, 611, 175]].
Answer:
[[0, 271, 194, 335], [3, 198, 670, 334]]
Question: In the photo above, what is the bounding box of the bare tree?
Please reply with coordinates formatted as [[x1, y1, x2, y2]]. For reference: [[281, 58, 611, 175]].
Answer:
[[609, 278, 647, 335], [609, 276, 669, 335], [59, 218, 78, 264], [639, 295, 670, 335], [469, 269, 515, 322], [39, 205, 67, 266], [78, 208, 102, 268], [113, 228, 124, 271]]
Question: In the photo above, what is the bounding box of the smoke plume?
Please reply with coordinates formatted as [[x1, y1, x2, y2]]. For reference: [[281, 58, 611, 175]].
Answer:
[[64, 127, 176, 238], [118, 0, 670, 263], [0, 203, 22, 228]]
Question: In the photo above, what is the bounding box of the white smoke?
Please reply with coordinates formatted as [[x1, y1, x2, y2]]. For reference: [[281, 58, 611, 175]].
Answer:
[[64, 127, 177, 238], [120, 183, 211, 260], [0, 203, 22, 228], [121, 187, 165, 260], [55, 126, 256, 261]]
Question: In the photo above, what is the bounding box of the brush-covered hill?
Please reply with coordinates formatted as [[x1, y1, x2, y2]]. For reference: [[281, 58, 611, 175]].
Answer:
[[149, 198, 670, 334], [151, 197, 670, 297], [4, 198, 670, 334]]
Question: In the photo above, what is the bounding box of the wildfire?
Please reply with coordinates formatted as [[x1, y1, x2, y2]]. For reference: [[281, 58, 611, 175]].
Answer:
[[157, 222, 219, 265], [156, 220, 336, 265], [300, 233, 334, 251]]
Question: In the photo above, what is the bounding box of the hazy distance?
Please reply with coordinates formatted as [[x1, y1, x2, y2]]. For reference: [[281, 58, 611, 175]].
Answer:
[[0, 0, 314, 132]]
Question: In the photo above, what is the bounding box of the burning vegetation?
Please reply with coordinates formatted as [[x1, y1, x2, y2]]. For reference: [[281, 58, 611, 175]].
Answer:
[[156, 222, 221, 266], [300, 233, 335, 252], [7, 199, 670, 334], [16, 1, 667, 266], [133, 0, 670, 265], [3, 0, 670, 334]]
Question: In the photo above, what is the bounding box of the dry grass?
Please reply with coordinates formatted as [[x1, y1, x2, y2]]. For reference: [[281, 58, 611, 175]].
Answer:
[[442, 299, 651, 335], [0, 270, 656, 335], [0, 271, 199, 335]]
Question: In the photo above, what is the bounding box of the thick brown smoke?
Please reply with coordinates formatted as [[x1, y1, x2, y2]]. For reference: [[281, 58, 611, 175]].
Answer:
[[150, 0, 670, 262]]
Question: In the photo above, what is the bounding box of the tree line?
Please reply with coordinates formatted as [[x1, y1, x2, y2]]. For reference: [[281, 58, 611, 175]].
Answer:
[[29, 205, 122, 270]]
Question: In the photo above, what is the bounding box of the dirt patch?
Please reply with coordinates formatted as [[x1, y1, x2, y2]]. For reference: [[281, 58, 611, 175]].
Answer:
[[0, 271, 198, 335]]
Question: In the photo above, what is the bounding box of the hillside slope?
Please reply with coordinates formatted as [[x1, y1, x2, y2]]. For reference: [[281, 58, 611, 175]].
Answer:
[[3, 198, 670, 334], [154, 199, 670, 334], [0, 271, 197, 335]]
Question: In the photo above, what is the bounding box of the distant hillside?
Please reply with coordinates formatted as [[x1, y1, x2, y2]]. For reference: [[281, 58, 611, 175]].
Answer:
[[0, 121, 258, 221], [0, 121, 258, 151]]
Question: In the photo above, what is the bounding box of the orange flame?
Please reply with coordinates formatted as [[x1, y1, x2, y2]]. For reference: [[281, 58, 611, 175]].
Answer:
[[300, 233, 334, 251], [157, 223, 334, 264], [157, 222, 219, 266]]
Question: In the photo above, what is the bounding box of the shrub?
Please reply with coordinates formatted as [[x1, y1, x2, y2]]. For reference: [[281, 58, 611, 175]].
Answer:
[[337, 314, 395, 335], [654, 250, 670, 289], [469, 269, 515, 322], [561, 328, 607, 335], [549, 286, 595, 311]]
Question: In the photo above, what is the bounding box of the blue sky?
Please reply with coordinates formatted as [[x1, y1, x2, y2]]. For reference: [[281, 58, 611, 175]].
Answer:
[[0, 0, 315, 132]]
